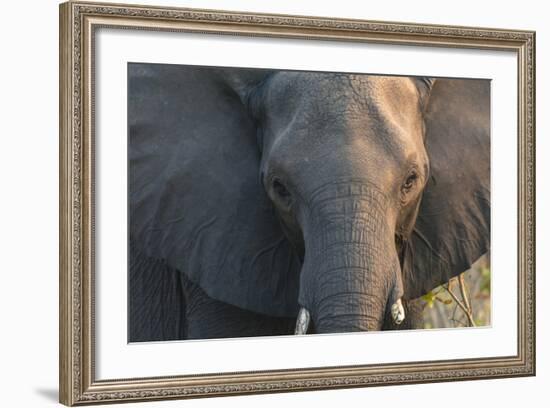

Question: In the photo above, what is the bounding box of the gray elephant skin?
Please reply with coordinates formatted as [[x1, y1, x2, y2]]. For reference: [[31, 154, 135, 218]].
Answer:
[[128, 63, 490, 341]]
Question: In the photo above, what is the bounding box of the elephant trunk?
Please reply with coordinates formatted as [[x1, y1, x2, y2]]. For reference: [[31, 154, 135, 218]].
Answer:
[[297, 181, 404, 334]]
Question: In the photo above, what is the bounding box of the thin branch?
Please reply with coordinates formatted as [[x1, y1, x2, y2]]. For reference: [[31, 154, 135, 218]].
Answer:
[[443, 279, 476, 327], [459, 274, 473, 314], [452, 303, 459, 323], [458, 274, 476, 327]]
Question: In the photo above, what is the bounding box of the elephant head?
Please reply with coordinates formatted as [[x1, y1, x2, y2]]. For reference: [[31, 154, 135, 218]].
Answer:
[[129, 63, 490, 335]]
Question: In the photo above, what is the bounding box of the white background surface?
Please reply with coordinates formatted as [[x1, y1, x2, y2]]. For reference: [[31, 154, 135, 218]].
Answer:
[[0, 0, 546, 407], [96, 28, 517, 379]]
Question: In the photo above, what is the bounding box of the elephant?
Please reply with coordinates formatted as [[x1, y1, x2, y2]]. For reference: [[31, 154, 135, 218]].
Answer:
[[128, 62, 490, 342]]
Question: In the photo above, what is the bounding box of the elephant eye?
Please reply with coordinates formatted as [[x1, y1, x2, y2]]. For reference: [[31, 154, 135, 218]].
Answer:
[[273, 179, 291, 200], [402, 171, 418, 194]]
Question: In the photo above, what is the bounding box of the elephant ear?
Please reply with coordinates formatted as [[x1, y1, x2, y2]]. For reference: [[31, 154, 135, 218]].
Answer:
[[128, 63, 301, 318], [403, 78, 491, 299]]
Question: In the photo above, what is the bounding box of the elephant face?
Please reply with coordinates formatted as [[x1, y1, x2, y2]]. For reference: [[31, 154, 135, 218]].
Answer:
[[251, 73, 431, 331], [129, 64, 490, 336]]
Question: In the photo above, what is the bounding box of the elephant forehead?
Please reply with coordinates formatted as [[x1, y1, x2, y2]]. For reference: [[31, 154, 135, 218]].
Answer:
[[263, 73, 425, 170], [267, 73, 418, 117], [264, 73, 423, 145]]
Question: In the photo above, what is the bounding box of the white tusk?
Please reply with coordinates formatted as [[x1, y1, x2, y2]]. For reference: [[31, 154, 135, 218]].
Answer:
[[294, 308, 311, 335], [391, 298, 405, 325]]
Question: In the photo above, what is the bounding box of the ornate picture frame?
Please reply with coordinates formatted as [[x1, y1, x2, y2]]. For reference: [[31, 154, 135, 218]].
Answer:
[[59, 1, 535, 405]]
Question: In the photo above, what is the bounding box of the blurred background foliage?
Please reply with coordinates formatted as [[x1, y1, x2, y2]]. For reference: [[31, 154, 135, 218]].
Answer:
[[422, 254, 491, 329]]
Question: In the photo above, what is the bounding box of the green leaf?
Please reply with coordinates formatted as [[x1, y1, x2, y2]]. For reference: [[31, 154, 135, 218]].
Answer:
[[422, 291, 436, 308]]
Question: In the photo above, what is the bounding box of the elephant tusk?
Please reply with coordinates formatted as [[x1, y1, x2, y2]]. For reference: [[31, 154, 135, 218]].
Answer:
[[391, 298, 405, 325], [294, 308, 311, 335]]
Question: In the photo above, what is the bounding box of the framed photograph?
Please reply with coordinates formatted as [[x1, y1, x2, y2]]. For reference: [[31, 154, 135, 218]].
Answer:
[[59, 1, 535, 405]]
